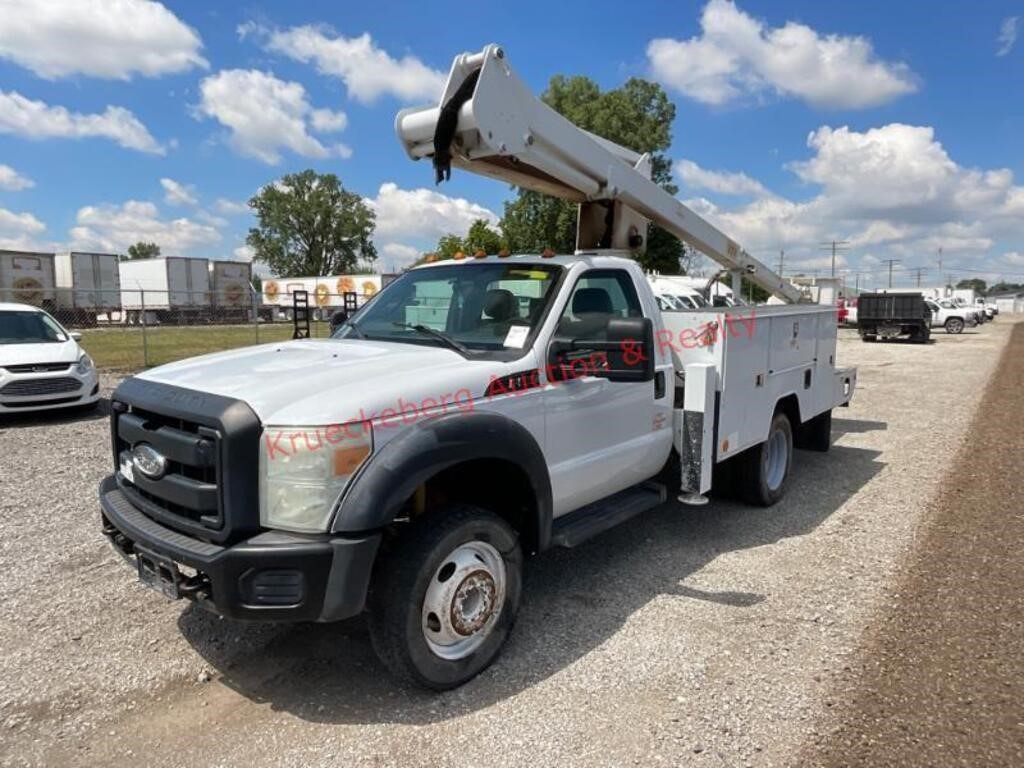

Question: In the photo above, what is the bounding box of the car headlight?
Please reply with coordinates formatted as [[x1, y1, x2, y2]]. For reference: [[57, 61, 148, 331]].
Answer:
[[259, 421, 372, 532], [76, 353, 94, 375]]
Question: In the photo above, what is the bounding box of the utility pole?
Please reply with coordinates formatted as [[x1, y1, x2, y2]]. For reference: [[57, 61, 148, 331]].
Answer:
[[909, 266, 927, 287], [776, 249, 785, 277], [883, 258, 901, 288], [820, 240, 850, 277]]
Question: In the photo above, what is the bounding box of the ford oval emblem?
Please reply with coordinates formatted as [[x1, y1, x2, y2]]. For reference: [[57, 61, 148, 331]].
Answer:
[[132, 443, 167, 480]]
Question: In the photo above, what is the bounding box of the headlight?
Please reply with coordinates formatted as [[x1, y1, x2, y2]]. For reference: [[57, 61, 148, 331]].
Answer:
[[76, 353, 94, 375], [259, 421, 372, 532]]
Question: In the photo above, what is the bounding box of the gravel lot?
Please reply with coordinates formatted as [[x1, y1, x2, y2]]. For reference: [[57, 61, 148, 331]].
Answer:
[[0, 320, 1017, 767]]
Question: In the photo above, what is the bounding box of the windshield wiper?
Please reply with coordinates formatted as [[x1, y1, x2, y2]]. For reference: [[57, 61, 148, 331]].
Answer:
[[392, 322, 470, 355]]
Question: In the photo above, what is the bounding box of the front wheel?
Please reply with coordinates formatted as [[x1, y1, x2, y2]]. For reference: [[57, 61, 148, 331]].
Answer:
[[945, 317, 964, 334], [739, 411, 793, 506], [367, 505, 522, 690]]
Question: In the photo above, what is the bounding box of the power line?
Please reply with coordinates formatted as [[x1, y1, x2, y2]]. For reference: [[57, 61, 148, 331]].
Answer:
[[819, 240, 851, 277], [883, 258, 901, 288]]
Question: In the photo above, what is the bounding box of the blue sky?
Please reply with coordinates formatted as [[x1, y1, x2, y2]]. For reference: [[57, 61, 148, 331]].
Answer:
[[0, 0, 1021, 289]]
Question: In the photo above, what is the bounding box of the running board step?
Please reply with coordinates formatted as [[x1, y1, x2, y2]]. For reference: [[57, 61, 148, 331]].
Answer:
[[550, 482, 667, 548]]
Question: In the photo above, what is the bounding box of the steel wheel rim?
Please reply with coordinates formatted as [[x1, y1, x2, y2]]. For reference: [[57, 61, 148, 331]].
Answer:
[[421, 540, 506, 660], [764, 427, 788, 491]]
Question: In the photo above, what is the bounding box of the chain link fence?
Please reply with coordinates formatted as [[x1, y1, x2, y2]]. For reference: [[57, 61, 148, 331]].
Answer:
[[1, 287, 347, 372]]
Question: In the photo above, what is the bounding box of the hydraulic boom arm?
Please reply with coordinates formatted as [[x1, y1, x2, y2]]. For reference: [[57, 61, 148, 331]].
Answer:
[[396, 43, 803, 303]]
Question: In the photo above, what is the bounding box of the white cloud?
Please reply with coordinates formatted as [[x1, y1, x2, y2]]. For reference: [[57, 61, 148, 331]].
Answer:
[[682, 123, 1024, 276], [0, 207, 45, 235], [0, 205, 48, 251], [196, 69, 351, 164], [0, 164, 33, 191], [997, 16, 1019, 57], [160, 178, 198, 206], [240, 22, 445, 104], [676, 158, 766, 196], [0, 90, 163, 153], [0, 0, 206, 79], [368, 182, 498, 241], [1003, 252, 1024, 266], [233, 244, 255, 262], [310, 109, 348, 133], [70, 200, 221, 254], [648, 0, 916, 108], [379, 242, 421, 268], [215, 198, 249, 215]]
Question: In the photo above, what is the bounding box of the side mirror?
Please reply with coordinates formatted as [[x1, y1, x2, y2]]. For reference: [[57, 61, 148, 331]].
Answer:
[[329, 310, 349, 333], [548, 316, 655, 383], [70, 332, 82, 342]]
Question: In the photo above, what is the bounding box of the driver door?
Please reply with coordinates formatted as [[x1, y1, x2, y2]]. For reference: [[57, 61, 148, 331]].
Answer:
[[542, 269, 668, 517]]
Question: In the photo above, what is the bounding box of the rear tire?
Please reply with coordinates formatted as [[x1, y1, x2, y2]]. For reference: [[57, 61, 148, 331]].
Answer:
[[367, 505, 522, 690], [945, 317, 964, 334], [738, 411, 793, 506]]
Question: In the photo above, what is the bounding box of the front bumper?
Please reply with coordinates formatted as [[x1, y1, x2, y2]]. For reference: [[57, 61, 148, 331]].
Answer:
[[99, 475, 380, 622], [0, 370, 99, 413]]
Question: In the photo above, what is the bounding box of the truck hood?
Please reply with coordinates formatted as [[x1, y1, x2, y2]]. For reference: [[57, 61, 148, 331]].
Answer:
[[135, 339, 503, 425], [0, 340, 81, 367]]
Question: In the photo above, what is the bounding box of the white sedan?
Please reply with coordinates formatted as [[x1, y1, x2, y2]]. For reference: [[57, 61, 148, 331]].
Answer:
[[0, 302, 100, 414]]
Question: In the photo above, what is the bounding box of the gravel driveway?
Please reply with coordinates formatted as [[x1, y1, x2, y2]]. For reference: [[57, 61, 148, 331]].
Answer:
[[0, 320, 1016, 767]]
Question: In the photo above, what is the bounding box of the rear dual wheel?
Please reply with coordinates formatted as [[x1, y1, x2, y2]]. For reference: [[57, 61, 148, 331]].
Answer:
[[739, 411, 793, 506]]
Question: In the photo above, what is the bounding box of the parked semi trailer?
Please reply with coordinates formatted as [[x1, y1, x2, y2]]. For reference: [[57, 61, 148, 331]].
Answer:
[[118, 257, 210, 324], [99, 44, 856, 690], [54, 251, 122, 326], [209, 260, 254, 322], [261, 274, 385, 320], [0, 250, 56, 309]]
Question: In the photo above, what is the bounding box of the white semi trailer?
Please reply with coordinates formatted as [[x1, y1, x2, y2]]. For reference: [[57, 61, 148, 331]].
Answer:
[[261, 274, 384, 320], [99, 44, 856, 690], [54, 251, 122, 325], [0, 250, 56, 308], [209, 260, 254, 321], [118, 257, 210, 324]]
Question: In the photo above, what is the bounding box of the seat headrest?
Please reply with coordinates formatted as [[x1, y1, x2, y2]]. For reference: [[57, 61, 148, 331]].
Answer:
[[573, 287, 613, 316], [483, 288, 518, 321]]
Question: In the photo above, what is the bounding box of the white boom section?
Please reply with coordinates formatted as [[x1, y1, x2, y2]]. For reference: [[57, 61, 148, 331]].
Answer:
[[396, 44, 803, 304]]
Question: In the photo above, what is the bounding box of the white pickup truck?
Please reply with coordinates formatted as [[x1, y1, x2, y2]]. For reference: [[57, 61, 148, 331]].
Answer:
[[98, 44, 856, 689], [925, 298, 978, 334]]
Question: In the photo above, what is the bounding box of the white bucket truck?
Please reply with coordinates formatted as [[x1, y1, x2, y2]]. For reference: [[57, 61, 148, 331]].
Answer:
[[99, 45, 855, 689]]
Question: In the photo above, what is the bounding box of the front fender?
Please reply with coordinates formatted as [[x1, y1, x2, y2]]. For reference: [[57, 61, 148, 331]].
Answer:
[[330, 412, 553, 550]]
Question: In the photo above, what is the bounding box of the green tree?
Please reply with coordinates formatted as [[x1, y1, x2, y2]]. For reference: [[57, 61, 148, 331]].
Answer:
[[434, 234, 466, 260], [124, 241, 160, 261], [246, 169, 376, 276], [499, 75, 688, 273], [956, 278, 987, 293], [465, 219, 503, 254]]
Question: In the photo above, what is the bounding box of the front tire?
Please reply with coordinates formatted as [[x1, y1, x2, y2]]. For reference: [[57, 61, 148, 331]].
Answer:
[[367, 505, 522, 690], [739, 411, 793, 506], [945, 317, 964, 334]]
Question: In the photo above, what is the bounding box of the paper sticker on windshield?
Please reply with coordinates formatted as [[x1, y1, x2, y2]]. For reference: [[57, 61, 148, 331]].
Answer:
[[504, 326, 530, 348]]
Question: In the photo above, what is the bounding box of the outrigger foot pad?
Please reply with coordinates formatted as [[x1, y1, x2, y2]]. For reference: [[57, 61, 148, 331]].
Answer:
[[678, 492, 710, 506]]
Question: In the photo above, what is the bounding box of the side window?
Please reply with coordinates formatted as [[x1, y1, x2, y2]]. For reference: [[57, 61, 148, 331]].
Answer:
[[557, 269, 642, 339]]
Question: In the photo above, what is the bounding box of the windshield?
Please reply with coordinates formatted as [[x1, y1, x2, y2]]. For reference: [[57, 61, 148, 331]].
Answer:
[[0, 310, 68, 344], [334, 262, 563, 352]]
